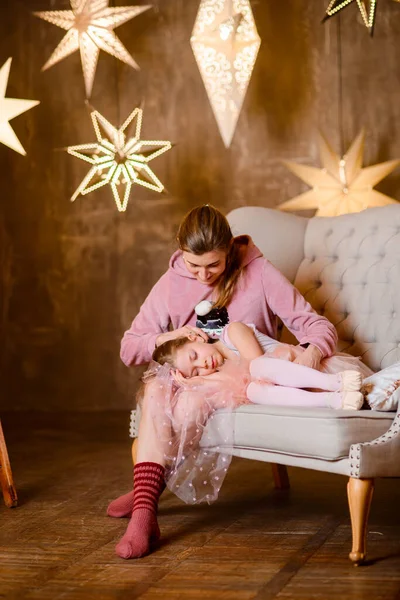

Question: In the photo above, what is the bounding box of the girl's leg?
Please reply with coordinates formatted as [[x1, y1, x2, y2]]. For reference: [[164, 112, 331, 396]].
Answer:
[[250, 356, 361, 392], [247, 382, 363, 409], [247, 382, 343, 408]]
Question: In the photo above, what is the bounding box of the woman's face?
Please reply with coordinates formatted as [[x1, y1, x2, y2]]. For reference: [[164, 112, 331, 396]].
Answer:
[[175, 340, 224, 378], [182, 249, 227, 285]]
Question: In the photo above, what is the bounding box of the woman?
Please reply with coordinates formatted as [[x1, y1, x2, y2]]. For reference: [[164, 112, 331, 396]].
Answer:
[[110, 204, 338, 559]]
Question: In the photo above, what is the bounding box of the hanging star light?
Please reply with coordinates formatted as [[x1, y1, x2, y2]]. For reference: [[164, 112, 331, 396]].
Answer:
[[190, 0, 261, 148], [278, 130, 400, 217], [0, 57, 40, 156], [323, 1, 377, 34], [34, 0, 151, 98], [67, 106, 171, 212]]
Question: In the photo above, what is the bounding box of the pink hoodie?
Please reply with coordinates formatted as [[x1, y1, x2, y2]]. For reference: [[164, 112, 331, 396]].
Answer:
[[120, 237, 338, 366]]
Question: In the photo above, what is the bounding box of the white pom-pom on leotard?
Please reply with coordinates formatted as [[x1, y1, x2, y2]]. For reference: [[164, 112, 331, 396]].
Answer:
[[195, 300, 213, 316]]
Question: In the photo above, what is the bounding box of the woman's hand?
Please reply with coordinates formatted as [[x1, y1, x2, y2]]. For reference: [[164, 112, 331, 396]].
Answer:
[[293, 345, 323, 370], [155, 326, 208, 348]]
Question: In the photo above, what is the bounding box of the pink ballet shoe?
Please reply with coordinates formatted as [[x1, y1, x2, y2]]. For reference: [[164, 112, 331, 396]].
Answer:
[[341, 391, 364, 410], [340, 371, 362, 393]]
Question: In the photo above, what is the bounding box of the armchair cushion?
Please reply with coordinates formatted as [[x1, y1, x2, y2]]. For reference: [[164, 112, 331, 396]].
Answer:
[[201, 405, 393, 461]]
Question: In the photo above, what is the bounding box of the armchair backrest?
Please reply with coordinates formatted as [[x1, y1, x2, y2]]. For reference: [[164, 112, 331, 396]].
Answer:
[[228, 205, 400, 371]]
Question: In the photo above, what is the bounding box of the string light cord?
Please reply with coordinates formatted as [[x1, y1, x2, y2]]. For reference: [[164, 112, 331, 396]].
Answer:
[[337, 13, 344, 156]]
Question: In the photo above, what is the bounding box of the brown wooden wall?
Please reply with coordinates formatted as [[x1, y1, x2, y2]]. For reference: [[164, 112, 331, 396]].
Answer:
[[1, 0, 400, 410]]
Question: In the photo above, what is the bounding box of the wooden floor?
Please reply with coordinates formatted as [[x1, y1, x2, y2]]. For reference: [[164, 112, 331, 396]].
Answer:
[[1, 412, 400, 600]]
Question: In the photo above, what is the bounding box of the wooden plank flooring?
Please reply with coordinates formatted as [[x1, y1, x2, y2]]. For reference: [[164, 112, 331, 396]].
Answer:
[[0, 411, 399, 600]]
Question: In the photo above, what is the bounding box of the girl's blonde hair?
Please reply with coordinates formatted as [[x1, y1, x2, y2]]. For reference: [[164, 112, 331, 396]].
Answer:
[[177, 204, 245, 308], [152, 337, 190, 367]]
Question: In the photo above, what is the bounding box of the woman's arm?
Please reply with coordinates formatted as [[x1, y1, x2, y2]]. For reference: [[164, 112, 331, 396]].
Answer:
[[292, 344, 323, 369], [120, 274, 171, 366], [226, 322, 264, 362], [120, 274, 209, 367], [261, 260, 338, 361]]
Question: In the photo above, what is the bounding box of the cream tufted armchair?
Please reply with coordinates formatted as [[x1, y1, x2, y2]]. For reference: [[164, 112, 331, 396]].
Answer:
[[200, 204, 400, 565], [130, 205, 400, 564]]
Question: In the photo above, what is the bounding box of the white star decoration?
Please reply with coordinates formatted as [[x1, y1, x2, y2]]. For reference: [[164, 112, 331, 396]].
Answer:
[[67, 106, 172, 212], [190, 0, 261, 148], [34, 0, 151, 98], [0, 58, 40, 156], [323, 1, 377, 34], [279, 130, 400, 217]]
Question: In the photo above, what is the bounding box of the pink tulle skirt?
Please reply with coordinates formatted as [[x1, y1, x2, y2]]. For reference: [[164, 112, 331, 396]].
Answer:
[[268, 343, 373, 377], [140, 347, 372, 505]]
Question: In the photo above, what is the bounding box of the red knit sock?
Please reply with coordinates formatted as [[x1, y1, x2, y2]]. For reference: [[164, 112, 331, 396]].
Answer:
[[115, 462, 165, 559], [107, 490, 135, 518], [108, 478, 166, 518]]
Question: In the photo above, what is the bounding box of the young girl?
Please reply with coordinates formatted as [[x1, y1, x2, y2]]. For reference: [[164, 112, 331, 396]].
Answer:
[[148, 321, 372, 507], [154, 321, 369, 410]]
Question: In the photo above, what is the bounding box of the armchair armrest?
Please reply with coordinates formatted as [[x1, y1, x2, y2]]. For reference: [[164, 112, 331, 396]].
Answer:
[[349, 405, 400, 478]]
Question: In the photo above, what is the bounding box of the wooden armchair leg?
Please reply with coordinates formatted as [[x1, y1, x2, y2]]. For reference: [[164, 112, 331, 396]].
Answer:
[[347, 477, 374, 565], [271, 464, 290, 490], [0, 420, 18, 508]]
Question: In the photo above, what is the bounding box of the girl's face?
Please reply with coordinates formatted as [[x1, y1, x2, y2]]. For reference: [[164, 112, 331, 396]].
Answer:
[[175, 340, 224, 378], [182, 250, 227, 285]]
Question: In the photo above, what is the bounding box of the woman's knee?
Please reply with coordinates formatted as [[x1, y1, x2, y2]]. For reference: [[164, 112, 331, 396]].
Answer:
[[173, 391, 212, 431], [140, 379, 168, 415]]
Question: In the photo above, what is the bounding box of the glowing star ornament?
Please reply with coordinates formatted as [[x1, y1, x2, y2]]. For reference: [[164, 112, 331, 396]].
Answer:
[[0, 58, 39, 156], [34, 0, 151, 98], [323, 0, 377, 34], [67, 107, 171, 212], [279, 131, 400, 217], [190, 0, 261, 148]]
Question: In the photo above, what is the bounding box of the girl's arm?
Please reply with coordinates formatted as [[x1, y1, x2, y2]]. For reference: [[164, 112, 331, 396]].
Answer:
[[173, 369, 232, 387], [226, 322, 264, 361]]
